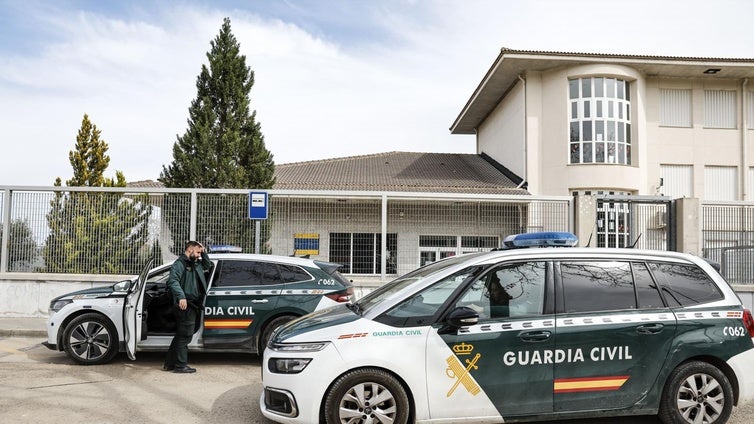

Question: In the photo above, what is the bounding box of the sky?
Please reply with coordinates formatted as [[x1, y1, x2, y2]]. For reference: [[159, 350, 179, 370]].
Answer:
[[1, 0, 754, 186]]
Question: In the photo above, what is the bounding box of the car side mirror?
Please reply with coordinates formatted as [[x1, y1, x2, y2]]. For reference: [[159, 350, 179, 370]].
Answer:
[[112, 280, 132, 292], [438, 307, 479, 335]]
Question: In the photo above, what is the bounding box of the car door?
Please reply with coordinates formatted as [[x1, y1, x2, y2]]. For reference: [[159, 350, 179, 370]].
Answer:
[[429, 261, 554, 418], [202, 259, 281, 349], [124, 259, 153, 360], [553, 260, 676, 412]]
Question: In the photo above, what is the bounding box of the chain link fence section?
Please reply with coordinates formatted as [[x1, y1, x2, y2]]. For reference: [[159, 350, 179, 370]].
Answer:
[[0, 187, 572, 280], [702, 202, 754, 284]]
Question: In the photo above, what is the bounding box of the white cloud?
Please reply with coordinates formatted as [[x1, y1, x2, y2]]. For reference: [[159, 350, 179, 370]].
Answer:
[[1, 0, 753, 186]]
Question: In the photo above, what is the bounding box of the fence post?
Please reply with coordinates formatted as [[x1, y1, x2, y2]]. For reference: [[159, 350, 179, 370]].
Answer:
[[381, 194, 387, 282], [0, 189, 10, 273], [573, 195, 597, 247], [189, 191, 197, 241], [676, 197, 701, 255]]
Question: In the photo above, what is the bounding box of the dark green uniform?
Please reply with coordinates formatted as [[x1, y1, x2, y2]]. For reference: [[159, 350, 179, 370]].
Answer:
[[164, 251, 212, 369]]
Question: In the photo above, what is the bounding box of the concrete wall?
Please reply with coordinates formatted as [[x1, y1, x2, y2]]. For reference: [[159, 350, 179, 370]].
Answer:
[[0, 273, 129, 317]]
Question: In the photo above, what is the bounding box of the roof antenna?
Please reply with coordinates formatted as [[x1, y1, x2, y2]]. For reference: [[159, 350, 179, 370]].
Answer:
[[628, 233, 643, 249], [586, 232, 593, 247]]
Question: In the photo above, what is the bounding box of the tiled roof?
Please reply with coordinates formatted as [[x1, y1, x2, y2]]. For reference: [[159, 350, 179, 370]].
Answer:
[[126, 179, 165, 188], [273, 152, 528, 194]]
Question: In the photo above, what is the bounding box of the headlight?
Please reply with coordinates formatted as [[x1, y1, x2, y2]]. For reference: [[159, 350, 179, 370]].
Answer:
[[268, 341, 330, 352], [49, 299, 73, 313], [268, 358, 312, 374]]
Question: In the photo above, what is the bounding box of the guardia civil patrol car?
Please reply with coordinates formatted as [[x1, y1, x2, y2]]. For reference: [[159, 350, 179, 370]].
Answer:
[[261, 232, 754, 424], [44, 253, 353, 365]]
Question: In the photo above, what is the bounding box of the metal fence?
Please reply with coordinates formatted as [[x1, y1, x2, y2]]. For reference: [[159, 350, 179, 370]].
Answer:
[[0, 186, 572, 282], [701, 201, 754, 284]]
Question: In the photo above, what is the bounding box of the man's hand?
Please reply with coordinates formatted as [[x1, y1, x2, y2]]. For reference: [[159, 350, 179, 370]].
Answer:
[[178, 299, 188, 310]]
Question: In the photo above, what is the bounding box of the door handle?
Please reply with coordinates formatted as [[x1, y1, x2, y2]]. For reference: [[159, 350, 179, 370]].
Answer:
[[519, 330, 552, 342], [636, 323, 664, 334], [251, 299, 269, 304]]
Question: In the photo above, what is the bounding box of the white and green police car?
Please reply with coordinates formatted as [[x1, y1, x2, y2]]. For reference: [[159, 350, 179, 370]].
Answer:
[[261, 232, 754, 424], [44, 253, 353, 365]]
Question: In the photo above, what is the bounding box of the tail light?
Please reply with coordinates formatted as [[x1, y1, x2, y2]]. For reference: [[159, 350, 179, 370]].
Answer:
[[743, 309, 754, 337], [326, 286, 354, 303]]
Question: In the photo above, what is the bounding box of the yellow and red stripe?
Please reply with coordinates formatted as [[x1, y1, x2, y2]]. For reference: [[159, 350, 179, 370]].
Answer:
[[554, 375, 629, 393], [204, 319, 253, 329]]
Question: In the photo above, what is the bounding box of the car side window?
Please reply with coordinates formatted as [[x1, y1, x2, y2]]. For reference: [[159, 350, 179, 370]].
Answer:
[[560, 261, 635, 313], [455, 262, 546, 320], [278, 264, 313, 283], [214, 260, 285, 287], [377, 266, 484, 327], [633, 262, 666, 308], [648, 262, 723, 307]]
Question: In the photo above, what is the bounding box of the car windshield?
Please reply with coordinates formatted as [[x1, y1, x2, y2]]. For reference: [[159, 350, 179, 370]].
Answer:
[[355, 252, 488, 313]]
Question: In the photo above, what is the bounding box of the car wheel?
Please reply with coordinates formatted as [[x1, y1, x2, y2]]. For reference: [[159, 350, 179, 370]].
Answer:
[[62, 313, 119, 365], [259, 315, 296, 353], [658, 361, 733, 424], [324, 368, 410, 424]]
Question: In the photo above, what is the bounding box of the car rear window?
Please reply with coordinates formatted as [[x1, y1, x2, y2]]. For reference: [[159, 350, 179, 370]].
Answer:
[[648, 262, 723, 306], [214, 260, 285, 287]]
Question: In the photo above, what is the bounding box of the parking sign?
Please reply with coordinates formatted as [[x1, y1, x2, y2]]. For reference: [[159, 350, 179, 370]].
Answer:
[[248, 192, 268, 219]]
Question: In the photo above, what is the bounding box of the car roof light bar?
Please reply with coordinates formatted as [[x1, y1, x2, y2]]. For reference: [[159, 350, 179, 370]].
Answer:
[[501, 231, 579, 249]]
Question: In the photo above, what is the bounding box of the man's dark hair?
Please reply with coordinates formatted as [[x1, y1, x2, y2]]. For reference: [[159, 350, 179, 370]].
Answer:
[[184, 240, 202, 250]]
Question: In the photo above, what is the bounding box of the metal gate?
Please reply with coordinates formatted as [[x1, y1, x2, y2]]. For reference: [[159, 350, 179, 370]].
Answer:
[[595, 196, 673, 251]]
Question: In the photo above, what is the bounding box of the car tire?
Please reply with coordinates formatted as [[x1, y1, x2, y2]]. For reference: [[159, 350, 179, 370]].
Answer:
[[324, 368, 410, 424], [62, 313, 119, 365], [658, 361, 733, 424], [259, 315, 296, 353]]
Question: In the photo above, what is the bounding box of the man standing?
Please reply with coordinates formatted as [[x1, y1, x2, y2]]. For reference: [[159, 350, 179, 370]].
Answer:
[[164, 240, 212, 373]]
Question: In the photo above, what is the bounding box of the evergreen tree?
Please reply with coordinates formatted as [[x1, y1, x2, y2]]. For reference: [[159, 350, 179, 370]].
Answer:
[[160, 18, 275, 253], [44, 114, 152, 273]]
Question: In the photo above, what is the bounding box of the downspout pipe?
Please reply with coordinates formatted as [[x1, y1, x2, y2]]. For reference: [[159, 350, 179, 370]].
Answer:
[[743, 78, 749, 201], [518, 74, 528, 189]]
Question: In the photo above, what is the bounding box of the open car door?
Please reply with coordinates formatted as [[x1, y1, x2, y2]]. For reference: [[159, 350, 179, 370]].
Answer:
[[124, 259, 154, 360]]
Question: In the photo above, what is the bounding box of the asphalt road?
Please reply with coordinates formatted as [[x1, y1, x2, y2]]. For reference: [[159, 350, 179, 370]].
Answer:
[[1, 336, 752, 424]]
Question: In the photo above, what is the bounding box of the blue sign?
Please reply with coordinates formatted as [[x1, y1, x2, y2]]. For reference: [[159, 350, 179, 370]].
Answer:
[[248, 192, 268, 219]]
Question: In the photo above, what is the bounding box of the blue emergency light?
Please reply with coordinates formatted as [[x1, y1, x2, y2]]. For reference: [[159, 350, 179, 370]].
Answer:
[[208, 244, 243, 253], [501, 231, 578, 249]]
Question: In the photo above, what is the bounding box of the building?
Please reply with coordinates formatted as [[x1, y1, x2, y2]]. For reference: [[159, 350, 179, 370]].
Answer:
[[451, 48, 754, 200]]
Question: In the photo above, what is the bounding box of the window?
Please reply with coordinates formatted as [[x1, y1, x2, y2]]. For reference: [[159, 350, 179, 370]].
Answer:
[[569, 77, 631, 165], [660, 88, 692, 127], [278, 264, 314, 283], [215, 260, 285, 287], [560, 261, 635, 313], [329, 233, 397, 274], [633, 262, 665, 309], [455, 262, 547, 319], [660, 164, 693, 198], [419, 234, 498, 266], [378, 265, 485, 327], [648, 262, 723, 306], [704, 90, 736, 128], [704, 166, 738, 201]]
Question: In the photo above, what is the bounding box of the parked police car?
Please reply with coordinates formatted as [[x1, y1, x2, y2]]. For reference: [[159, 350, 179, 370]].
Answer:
[[44, 253, 353, 365], [261, 232, 754, 424]]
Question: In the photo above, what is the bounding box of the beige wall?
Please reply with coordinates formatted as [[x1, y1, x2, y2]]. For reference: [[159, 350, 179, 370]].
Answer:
[[477, 62, 754, 199], [478, 81, 525, 177]]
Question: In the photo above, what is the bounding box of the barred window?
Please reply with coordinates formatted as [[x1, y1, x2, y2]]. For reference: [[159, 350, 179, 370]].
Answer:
[[569, 77, 632, 165], [329, 233, 397, 274]]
